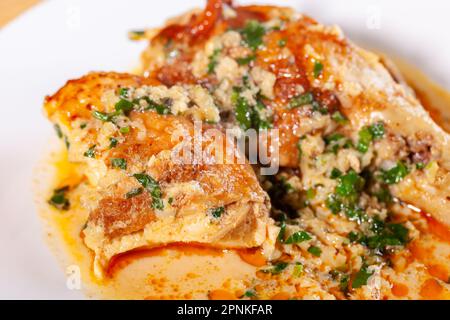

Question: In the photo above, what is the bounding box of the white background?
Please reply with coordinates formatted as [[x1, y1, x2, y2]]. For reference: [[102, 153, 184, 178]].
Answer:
[[0, 0, 449, 299]]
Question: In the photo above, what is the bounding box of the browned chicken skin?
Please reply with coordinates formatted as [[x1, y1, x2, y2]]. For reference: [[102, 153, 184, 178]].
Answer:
[[138, 0, 449, 228], [44, 72, 271, 276]]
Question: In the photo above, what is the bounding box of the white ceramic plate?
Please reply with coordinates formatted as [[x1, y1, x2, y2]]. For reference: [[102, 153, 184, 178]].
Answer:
[[0, 0, 448, 299]]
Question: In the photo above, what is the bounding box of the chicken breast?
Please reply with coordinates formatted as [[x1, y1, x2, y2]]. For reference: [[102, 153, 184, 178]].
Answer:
[[44, 72, 270, 276], [137, 0, 449, 228]]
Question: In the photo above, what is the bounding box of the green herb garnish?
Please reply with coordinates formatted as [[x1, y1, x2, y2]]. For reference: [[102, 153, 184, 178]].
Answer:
[[92, 110, 113, 122], [313, 61, 323, 78], [125, 187, 143, 199], [307, 246, 322, 257], [119, 126, 130, 134], [331, 111, 348, 125], [236, 55, 256, 65], [357, 122, 385, 153], [293, 263, 303, 277], [233, 87, 272, 130], [357, 127, 373, 153], [111, 158, 127, 170], [48, 186, 70, 210], [242, 290, 257, 298], [207, 48, 221, 74], [380, 162, 409, 185], [335, 170, 365, 202], [289, 92, 314, 109], [285, 231, 312, 244], [109, 137, 118, 148], [352, 265, 373, 288], [83, 145, 96, 158], [416, 162, 426, 170], [277, 219, 287, 243], [330, 168, 343, 179], [241, 20, 266, 50], [366, 222, 409, 250], [115, 99, 134, 115], [210, 206, 225, 219], [133, 173, 164, 210], [264, 262, 289, 274], [54, 124, 63, 138], [278, 38, 287, 47]]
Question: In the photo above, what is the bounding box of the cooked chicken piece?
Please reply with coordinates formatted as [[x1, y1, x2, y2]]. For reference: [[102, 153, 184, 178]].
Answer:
[[137, 0, 449, 228], [44, 72, 270, 277]]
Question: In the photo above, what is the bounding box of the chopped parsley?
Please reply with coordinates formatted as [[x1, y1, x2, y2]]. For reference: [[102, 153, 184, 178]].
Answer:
[[373, 188, 392, 203], [241, 20, 266, 50], [119, 126, 130, 134], [54, 124, 70, 149], [207, 48, 221, 74], [326, 170, 365, 218], [278, 38, 287, 47], [285, 231, 312, 244], [54, 124, 63, 139], [133, 173, 164, 210], [109, 137, 118, 148], [307, 246, 322, 257], [236, 55, 256, 65], [289, 92, 314, 109], [64, 136, 70, 149], [92, 110, 113, 122], [311, 100, 329, 115], [416, 162, 426, 170], [324, 133, 346, 154], [264, 262, 288, 274], [234, 91, 252, 130], [326, 194, 342, 214], [367, 222, 409, 250], [242, 290, 257, 298], [125, 187, 143, 199], [357, 127, 373, 153], [380, 162, 409, 185], [119, 87, 129, 98], [313, 61, 324, 78], [344, 206, 366, 223], [335, 170, 365, 202], [369, 122, 385, 138], [111, 158, 127, 170], [277, 219, 287, 244], [48, 186, 70, 210], [232, 87, 272, 130], [293, 262, 303, 277], [349, 220, 409, 251], [357, 122, 385, 153], [83, 145, 96, 158], [80, 123, 87, 129], [324, 133, 344, 144], [115, 98, 134, 115], [210, 206, 225, 219], [330, 168, 343, 179], [331, 111, 348, 125], [352, 265, 374, 289], [339, 274, 350, 293]]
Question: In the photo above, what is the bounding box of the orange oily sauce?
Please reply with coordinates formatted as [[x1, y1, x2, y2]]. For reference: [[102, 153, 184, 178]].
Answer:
[[40, 148, 260, 299]]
